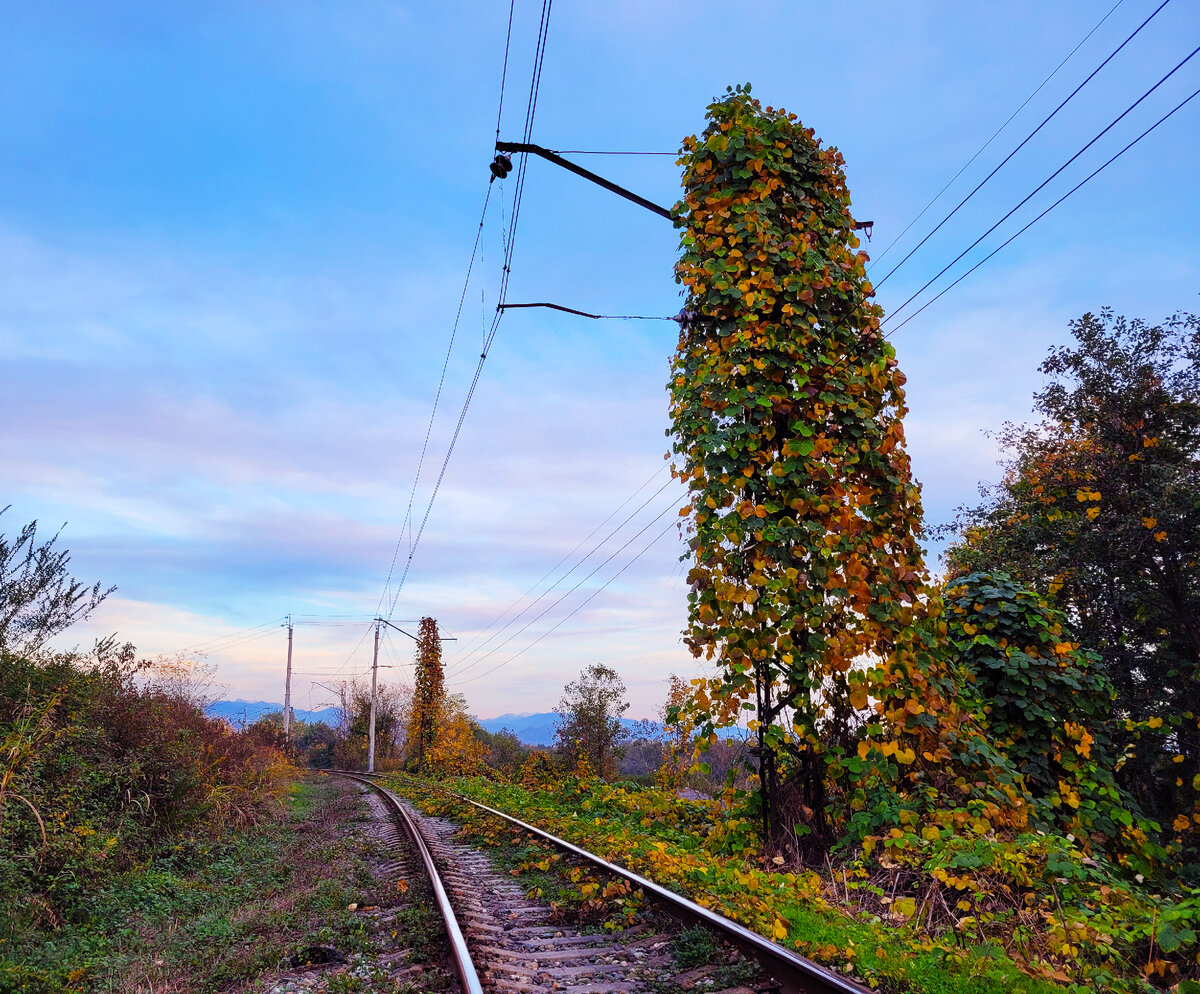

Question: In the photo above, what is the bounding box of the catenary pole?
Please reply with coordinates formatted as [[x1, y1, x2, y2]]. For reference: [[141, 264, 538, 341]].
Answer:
[[368, 619, 380, 772], [283, 615, 294, 742]]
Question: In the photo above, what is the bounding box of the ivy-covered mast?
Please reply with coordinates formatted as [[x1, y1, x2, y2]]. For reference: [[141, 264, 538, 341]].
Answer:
[[668, 85, 934, 851]]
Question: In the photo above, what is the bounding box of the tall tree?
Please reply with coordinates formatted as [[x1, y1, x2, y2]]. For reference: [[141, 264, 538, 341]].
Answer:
[[554, 664, 629, 780], [407, 617, 445, 771], [669, 86, 936, 851], [945, 309, 1200, 860]]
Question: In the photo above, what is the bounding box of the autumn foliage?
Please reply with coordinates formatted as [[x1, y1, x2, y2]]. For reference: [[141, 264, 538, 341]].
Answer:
[[669, 85, 970, 848], [407, 616, 445, 771]]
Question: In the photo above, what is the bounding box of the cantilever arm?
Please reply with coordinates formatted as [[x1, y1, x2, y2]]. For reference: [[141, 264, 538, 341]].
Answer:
[[496, 141, 673, 220]]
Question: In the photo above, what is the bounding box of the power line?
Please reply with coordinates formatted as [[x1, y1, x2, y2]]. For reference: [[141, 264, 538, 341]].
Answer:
[[873, 0, 1174, 290], [448, 466, 673, 668], [185, 626, 282, 657], [453, 516, 677, 687], [883, 42, 1200, 327], [177, 617, 284, 655], [495, 0, 516, 138], [887, 83, 1200, 334], [385, 0, 555, 619], [446, 476, 677, 675], [449, 497, 677, 679], [378, 186, 494, 618], [870, 0, 1127, 268]]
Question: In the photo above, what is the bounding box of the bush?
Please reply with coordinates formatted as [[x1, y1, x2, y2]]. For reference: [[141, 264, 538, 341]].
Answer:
[[0, 641, 295, 937]]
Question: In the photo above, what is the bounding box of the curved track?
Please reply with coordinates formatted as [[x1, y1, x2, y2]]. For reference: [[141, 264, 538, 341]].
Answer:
[[334, 771, 483, 993], [333, 770, 870, 994]]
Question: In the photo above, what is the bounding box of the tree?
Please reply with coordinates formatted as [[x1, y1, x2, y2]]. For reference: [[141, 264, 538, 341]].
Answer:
[[0, 509, 114, 655], [659, 674, 696, 790], [427, 694, 487, 776], [407, 617, 445, 771], [669, 87, 937, 851], [477, 726, 529, 775], [941, 572, 1140, 848], [944, 310, 1200, 859], [334, 678, 409, 770], [554, 664, 629, 780]]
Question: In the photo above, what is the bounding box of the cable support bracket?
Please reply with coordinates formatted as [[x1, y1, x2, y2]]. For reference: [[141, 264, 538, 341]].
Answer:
[[495, 141, 673, 219]]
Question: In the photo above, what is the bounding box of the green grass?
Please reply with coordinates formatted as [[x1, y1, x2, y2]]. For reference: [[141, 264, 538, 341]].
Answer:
[[0, 777, 441, 994]]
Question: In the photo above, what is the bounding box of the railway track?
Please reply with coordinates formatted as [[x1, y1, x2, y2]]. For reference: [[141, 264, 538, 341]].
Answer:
[[330, 770, 870, 994]]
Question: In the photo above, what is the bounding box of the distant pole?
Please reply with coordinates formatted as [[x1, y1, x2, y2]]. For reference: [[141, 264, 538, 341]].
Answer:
[[368, 619, 380, 773], [283, 615, 294, 743]]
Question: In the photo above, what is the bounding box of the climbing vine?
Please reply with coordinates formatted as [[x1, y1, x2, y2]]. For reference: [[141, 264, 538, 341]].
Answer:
[[669, 86, 969, 851], [408, 616, 444, 771]]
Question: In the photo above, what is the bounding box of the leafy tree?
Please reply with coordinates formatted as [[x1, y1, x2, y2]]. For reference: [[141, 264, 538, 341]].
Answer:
[[670, 86, 940, 851], [476, 726, 530, 774], [407, 617, 445, 771], [944, 310, 1200, 861], [427, 693, 486, 776], [554, 664, 629, 780], [659, 674, 696, 790], [0, 509, 113, 655], [293, 720, 338, 769], [941, 572, 1146, 853], [334, 678, 408, 770]]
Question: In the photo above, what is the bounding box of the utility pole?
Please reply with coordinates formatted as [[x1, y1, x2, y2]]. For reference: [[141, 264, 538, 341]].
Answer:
[[283, 615, 294, 744], [367, 618, 380, 773]]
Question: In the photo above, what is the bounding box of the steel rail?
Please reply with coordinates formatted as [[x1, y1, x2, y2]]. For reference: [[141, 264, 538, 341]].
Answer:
[[329, 771, 484, 994], [381, 771, 872, 994]]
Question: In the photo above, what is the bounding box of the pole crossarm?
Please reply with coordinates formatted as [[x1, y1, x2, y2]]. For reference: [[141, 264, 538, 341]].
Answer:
[[376, 617, 457, 641], [496, 141, 673, 219]]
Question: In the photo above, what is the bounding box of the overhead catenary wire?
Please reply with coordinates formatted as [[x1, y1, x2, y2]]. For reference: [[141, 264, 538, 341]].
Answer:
[[870, 0, 1128, 268], [377, 185, 493, 618], [451, 463, 670, 661], [452, 516, 678, 688], [445, 477, 677, 676], [886, 83, 1200, 334], [495, 0, 516, 138], [385, 0, 555, 620], [883, 43, 1200, 327], [448, 498, 678, 680], [873, 0, 1175, 290]]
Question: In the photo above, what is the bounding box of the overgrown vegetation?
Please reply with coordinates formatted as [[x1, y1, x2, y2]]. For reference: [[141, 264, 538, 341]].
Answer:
[[3, 777, 448, 992], [0, 513, 297, 988]]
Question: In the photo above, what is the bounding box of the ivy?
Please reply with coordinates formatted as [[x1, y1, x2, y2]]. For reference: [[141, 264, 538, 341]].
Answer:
[[668, 86, 966, 851]]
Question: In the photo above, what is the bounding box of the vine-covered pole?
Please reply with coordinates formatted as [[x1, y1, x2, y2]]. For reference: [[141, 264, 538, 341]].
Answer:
[[669, 86, 934, 854]]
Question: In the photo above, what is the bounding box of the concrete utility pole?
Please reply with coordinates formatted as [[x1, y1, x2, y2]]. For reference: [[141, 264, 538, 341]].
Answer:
[[283, 615, 294, 743], [368, 618, 380, 773]]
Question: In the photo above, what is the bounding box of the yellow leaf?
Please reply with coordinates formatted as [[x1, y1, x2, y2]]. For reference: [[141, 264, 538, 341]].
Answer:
[[894, 897, 916, 918], [1148, 717, 1163, 729], [849, 683, 868, 710], [1142, 516, 1157, 529]]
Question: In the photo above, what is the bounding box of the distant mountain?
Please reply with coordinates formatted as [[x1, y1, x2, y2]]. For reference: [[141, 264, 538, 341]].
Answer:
[[476, 713, 659, 747], [205, 700, 340, 728]]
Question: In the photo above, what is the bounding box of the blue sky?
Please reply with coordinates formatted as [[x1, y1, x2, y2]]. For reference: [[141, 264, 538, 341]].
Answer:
[[2, 0, 1197, 718]]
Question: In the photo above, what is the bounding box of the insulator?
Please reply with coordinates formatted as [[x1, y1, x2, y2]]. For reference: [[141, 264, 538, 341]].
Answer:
[[489, 153, 513, 180]]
